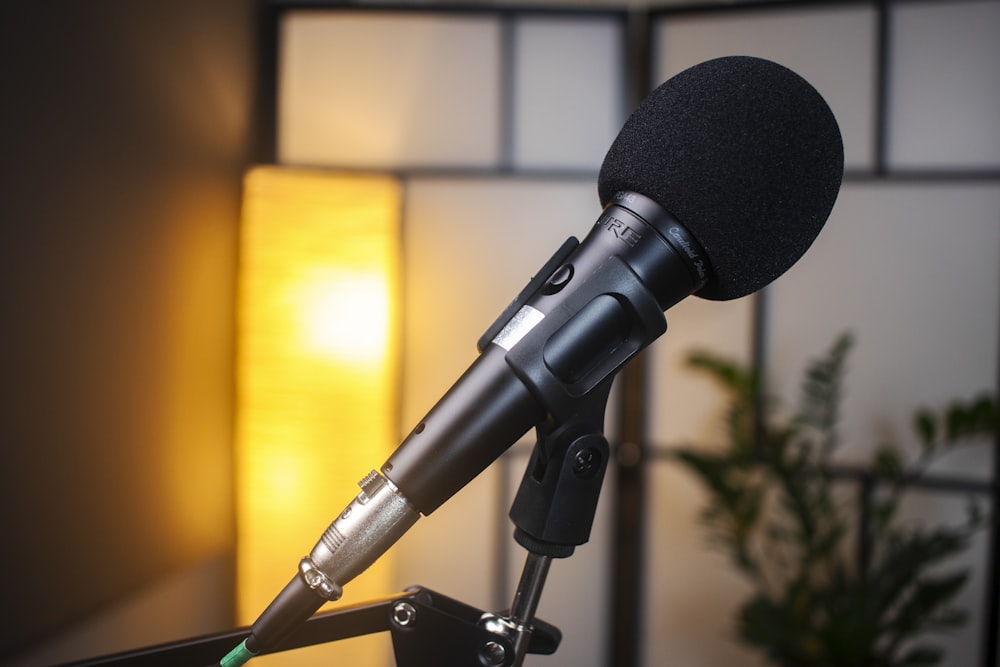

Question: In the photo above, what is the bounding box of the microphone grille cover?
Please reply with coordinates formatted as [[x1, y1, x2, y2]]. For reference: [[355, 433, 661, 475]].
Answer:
[[598, 56, 844, 300]]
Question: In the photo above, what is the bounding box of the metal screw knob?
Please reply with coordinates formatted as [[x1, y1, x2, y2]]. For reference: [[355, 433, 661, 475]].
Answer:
[[392, 601, 417, 627], [572, 447, 599, 477], [479, 640, 507, 666]]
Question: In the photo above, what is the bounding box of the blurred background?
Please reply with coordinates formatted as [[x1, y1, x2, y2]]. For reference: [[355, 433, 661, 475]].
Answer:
[[0, 0, 997, 666]]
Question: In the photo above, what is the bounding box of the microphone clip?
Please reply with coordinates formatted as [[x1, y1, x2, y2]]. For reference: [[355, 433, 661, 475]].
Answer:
[[509, 381, 614, 559]]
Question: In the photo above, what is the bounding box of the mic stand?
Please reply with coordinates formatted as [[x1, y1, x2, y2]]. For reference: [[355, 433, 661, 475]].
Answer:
[[58, 392, 610, 667]]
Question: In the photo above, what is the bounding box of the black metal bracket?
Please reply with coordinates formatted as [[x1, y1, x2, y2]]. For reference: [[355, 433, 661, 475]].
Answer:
[[56, 587, 560, 667], [389, 587, 560, 666]]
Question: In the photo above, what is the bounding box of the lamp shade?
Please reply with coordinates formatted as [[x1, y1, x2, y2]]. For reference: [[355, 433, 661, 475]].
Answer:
[[236, 167, 401, 664]]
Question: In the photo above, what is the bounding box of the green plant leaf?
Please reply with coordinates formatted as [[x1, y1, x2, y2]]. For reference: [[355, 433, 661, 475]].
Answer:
[[965, 497, 984, 528], [882, 570, 969, 655], [677, 333, 992, 667], [793, 332, 852, 449], [971, 394, 1000, 431], [913, 410, 937, 451], [913, 393, 998, 453], [869, 528, 970, 621], [896, 645, 944, 667], [739, 594, 825, 664], [686, 351, 761, 409], [873, 445, 904, 482]]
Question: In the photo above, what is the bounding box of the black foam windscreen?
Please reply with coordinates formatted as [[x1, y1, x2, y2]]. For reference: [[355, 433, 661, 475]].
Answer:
[[598, 56, 844, 301]]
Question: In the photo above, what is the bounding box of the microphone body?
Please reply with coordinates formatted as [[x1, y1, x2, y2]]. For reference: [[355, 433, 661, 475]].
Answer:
[[385, 191, 703, 514]]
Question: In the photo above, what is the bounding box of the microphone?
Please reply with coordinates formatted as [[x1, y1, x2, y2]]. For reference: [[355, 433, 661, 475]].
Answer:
[[220, 55, 843, 664]]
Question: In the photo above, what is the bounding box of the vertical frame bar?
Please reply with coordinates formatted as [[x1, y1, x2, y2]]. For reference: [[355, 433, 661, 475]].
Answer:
[[873, 0, 890, 176], [608, 10, 651, 667], [984, 280, 1000, 667], [251, 1, 280, 165]]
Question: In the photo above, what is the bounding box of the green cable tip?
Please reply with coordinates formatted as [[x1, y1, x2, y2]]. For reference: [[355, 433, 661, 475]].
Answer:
[[220, 639, 256, 667]]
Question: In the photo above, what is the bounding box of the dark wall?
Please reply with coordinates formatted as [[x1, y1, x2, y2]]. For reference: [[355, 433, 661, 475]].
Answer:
[[0, 0, 257, 656]]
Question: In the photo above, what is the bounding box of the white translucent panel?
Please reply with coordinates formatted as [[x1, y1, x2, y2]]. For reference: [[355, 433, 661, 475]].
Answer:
[[647, 296, 756, 447], [644, 462, 766, 667], [766, 183, 1000, 476], [278, 12, 501, 169], [512, 16, 624, 170], [653, 6, 877, 171], [887, 1, 1000, 169]]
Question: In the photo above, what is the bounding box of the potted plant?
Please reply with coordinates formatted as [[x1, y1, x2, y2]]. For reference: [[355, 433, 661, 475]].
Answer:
[[672, 333, 997, 667]]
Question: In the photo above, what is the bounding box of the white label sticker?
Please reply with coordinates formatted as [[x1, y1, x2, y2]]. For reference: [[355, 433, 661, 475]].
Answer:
[[491, 305, 545, 351]]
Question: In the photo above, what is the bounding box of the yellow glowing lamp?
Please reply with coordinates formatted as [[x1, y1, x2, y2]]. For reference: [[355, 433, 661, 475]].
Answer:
[[236, 167, 401, 663]]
